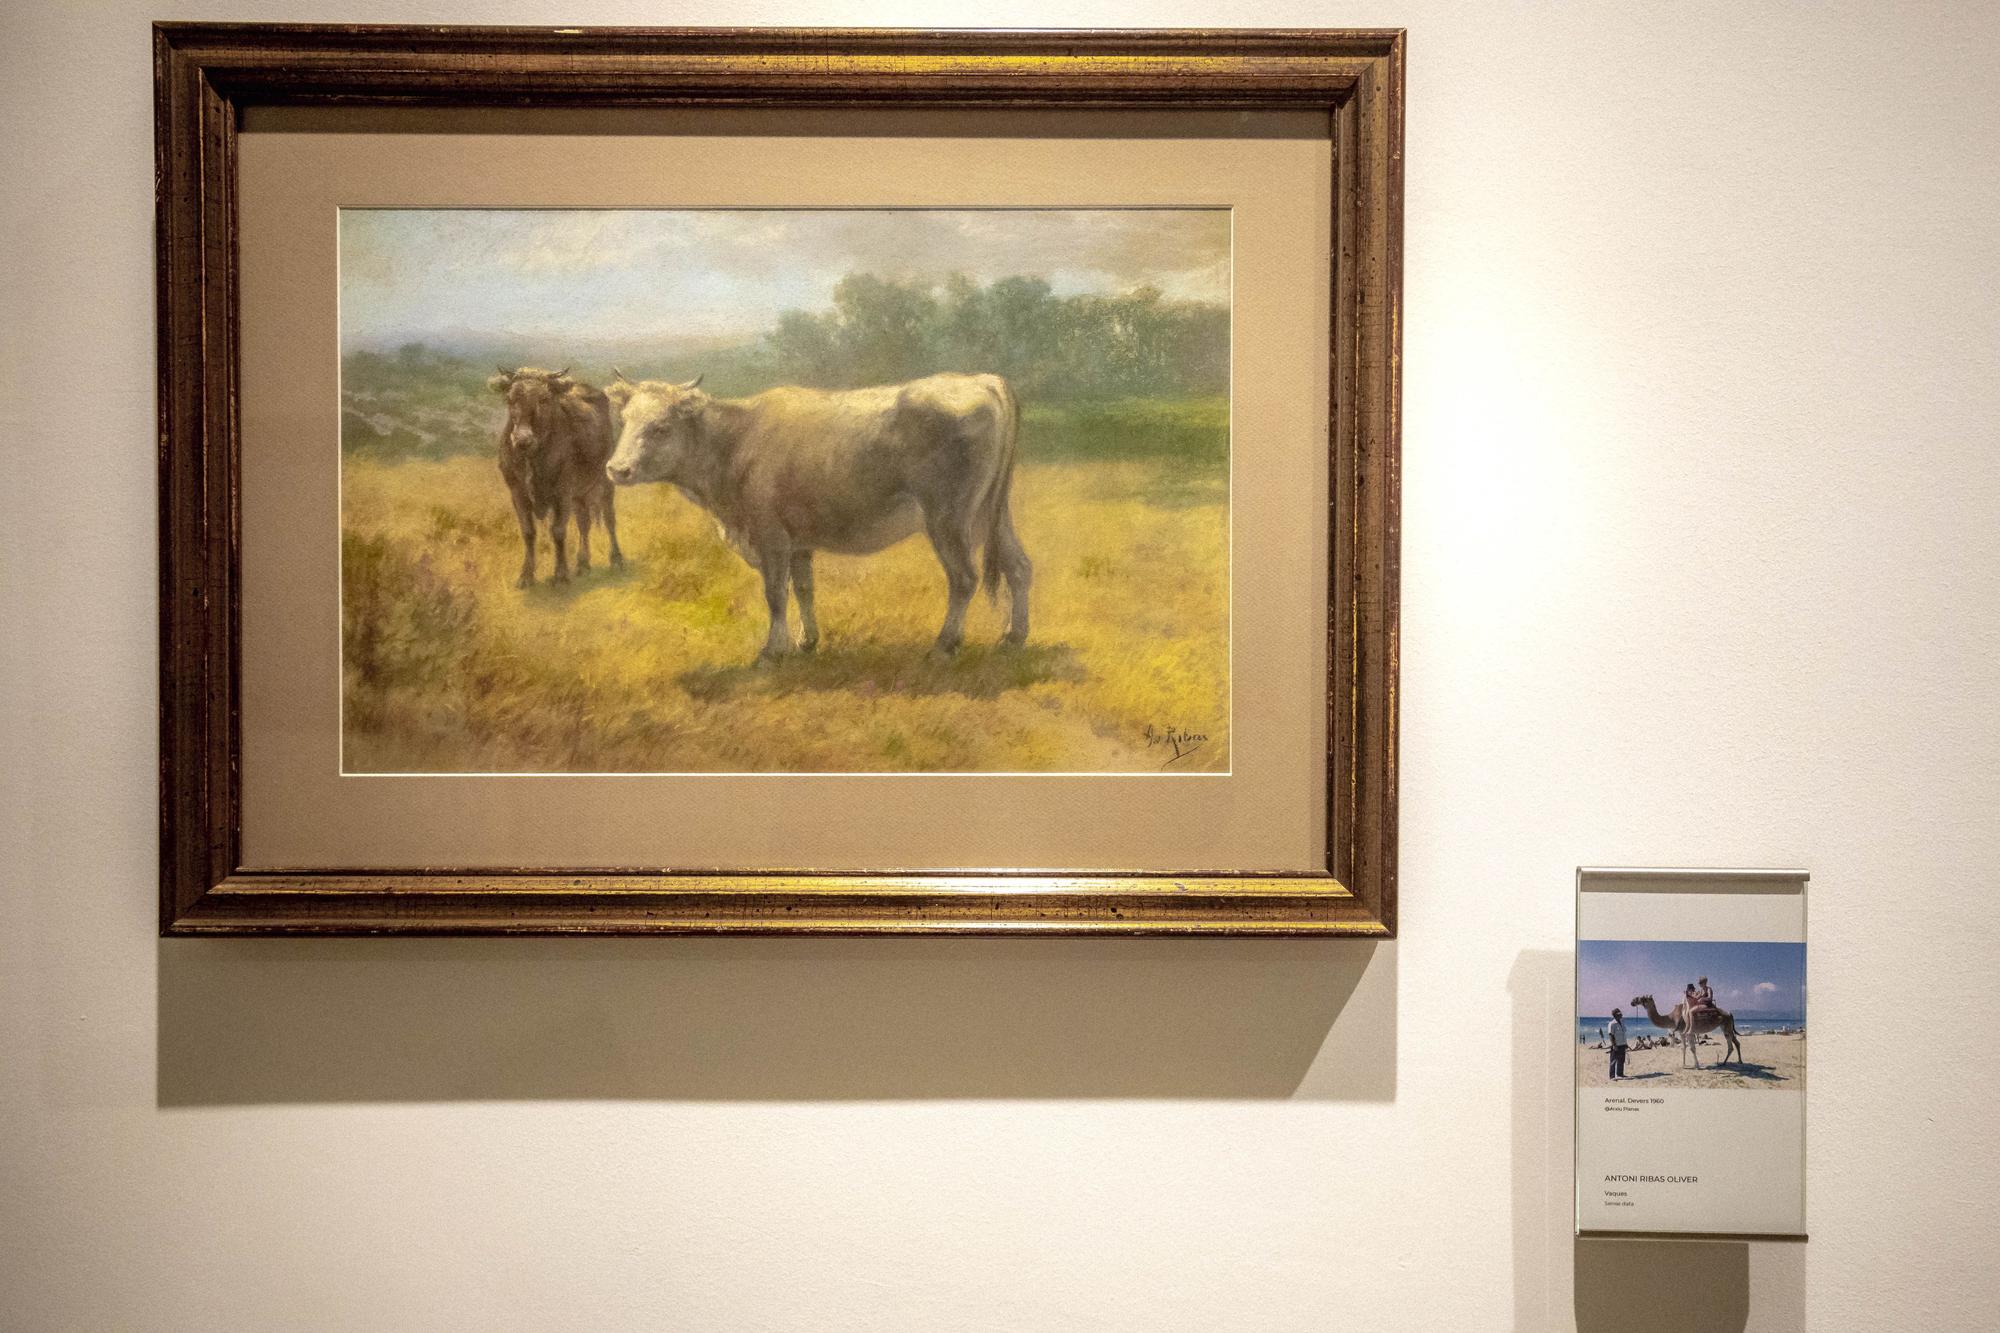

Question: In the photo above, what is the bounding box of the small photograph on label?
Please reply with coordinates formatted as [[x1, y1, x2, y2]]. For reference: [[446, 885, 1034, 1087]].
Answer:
[[1577, 939, 1805, 1091]]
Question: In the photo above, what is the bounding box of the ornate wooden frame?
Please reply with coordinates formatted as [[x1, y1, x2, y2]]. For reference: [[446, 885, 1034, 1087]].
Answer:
[[156, 24, 1402, 936]]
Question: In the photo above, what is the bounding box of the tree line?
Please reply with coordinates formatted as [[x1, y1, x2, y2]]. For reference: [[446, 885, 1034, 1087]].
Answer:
[[753, 273, 1228, 400], [345, 272, 1230, 419]]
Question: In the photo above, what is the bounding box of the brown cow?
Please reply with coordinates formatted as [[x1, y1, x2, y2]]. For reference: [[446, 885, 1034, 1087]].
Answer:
[[486, 367, 623, 587], [604, 370, 1030, 663]]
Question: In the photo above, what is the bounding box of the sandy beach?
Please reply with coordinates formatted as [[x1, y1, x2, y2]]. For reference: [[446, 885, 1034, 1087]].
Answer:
[[1576, 1031, 1805, 1091]]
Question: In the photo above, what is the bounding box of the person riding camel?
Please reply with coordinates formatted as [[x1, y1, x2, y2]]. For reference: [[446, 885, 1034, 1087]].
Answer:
[[1690, 977, 1717, 1019]]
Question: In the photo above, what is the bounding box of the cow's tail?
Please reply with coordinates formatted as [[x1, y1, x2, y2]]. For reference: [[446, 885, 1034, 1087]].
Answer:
[[981, 376, 1021, 604]]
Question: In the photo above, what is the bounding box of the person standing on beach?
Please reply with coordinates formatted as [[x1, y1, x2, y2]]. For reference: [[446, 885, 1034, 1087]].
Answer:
[[1609, 1008, 1628, 1080]]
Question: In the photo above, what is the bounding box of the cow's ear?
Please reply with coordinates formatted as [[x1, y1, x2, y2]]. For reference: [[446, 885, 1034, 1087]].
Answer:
[[605, 380, 634, 406], [486, 373, 512, 394]]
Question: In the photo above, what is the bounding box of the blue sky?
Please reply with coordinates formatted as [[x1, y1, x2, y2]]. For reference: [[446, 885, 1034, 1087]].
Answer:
[[339, 208, 1230, 351], [1578, 940, 1806, 1018]]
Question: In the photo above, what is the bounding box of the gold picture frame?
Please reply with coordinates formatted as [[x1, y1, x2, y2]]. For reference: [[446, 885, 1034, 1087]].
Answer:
[[157, 24, 1402, 935]]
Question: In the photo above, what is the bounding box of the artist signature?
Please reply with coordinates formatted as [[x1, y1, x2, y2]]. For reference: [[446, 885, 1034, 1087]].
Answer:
[[1142, 723, 1209, 767]]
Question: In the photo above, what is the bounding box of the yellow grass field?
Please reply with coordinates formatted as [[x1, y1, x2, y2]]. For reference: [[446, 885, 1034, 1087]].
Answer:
[[341, 450, 1229, 773]]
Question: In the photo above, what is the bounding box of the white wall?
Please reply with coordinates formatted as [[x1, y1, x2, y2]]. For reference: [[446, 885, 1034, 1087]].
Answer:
[[5, 2, 1996, 1328]]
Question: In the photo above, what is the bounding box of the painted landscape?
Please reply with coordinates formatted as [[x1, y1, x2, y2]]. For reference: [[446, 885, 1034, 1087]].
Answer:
[[340, 209, 1231, 774]]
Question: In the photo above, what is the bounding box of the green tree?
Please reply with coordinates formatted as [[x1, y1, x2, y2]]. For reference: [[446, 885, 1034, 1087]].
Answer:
[[754, 271, 1224, 401]]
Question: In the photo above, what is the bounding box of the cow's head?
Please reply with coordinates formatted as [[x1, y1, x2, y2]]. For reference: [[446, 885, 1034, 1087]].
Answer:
[[604, 372, 706, 485], [488, 367, 572, 460]]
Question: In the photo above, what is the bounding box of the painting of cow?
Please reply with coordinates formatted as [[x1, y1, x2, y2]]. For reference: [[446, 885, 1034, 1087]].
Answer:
[[604, 371, 1031, 663], [339, 207, 1232, 774], [487, 366, 623, 587]]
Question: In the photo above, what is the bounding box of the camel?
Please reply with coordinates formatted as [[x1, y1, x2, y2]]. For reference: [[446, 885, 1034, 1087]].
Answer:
[[1631, 994, 1742, 1067]]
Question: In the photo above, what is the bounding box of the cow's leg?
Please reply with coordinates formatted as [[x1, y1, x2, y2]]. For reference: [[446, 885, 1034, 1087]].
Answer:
[[790, 550, 819, 653], [753, 533, 795, 664], [991, 500, 1032, 645], [600, 480, 624, 567], [549, 495, 572, 584], [506, 478, 537, 588], [924, 514, 980, 658], [572, 489, 594, 574]]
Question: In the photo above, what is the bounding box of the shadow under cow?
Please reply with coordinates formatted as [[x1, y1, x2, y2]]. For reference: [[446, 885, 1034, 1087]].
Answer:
[[677, 639, 1085, 701], [517, 556, 643, 604]]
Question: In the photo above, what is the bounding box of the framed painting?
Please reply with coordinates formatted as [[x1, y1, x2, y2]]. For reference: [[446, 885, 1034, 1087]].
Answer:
[[156, 24, 1402, 935]]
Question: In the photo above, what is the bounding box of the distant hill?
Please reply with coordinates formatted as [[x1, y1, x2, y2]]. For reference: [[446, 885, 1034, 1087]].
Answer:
[[345, 329, 761, 378]]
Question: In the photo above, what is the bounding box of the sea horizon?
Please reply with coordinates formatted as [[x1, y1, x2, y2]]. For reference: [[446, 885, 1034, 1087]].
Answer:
[[1577, 1013, 1804, 1042]]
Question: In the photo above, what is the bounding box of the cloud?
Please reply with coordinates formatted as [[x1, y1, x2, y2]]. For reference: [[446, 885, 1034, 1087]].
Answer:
[[1754, 981, 1778, 995], [340, 208, 1230, 349]]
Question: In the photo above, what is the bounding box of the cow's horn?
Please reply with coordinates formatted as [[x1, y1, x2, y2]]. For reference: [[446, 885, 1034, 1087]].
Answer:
[[496, 366, 514, 380], [610, 367, 630, 383], [552, 366, 570, 379], [678, 374, 704, 391]]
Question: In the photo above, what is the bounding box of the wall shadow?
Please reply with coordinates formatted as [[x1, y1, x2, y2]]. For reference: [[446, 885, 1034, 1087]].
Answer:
[[1511, 949, 1802, 1332], [1510, 949, 1579, 1328], [1574, 1237, 1748, 1332], [158, 936, 1393, 1106]]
